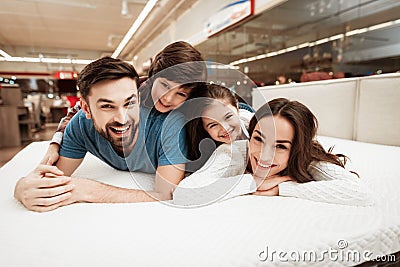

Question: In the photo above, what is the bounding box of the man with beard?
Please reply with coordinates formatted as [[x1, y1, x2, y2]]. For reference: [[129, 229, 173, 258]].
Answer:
[[14, 57, 187, 212]]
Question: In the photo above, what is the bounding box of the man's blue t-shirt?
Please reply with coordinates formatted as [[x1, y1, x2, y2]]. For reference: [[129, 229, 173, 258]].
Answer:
[[59, 107, 188, 173]]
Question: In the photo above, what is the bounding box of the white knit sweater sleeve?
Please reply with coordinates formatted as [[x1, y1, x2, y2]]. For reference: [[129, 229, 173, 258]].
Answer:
[[278, 161, 374, 206], [173, 141, 256, 206]]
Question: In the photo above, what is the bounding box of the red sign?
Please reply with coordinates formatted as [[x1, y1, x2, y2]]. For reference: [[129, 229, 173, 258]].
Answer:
[[54, 71, 78, 79]]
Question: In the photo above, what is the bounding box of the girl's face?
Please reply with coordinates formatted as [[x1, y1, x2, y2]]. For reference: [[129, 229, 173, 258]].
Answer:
[[201, 99, 241, 144], [151, 77, 190, 113], [248, 115, 294, 179]]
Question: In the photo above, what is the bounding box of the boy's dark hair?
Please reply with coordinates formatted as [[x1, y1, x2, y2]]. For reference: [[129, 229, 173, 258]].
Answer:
[[77, 56, 139, 102], [141, 41, 207, 108], [148, 41, 205, 80]]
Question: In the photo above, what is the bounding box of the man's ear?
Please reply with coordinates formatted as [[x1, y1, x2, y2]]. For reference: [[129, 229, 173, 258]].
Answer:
[[81, 99, 92, 119]]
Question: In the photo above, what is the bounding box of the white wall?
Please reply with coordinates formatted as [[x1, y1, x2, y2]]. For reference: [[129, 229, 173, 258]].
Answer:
[[253, 73, 400, 146]]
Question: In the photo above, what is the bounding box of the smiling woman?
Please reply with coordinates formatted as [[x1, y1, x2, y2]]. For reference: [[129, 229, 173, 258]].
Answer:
[[247, 98, 350, 183], [248, 115, 293, 179]]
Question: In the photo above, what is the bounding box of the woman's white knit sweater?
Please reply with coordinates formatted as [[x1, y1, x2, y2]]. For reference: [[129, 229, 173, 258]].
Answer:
[[174, 140, 374, 206]]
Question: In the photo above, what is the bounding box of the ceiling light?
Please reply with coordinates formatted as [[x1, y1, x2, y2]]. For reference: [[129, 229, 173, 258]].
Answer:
[[345, 28, 368, 37], [71, 59, 92, 65], [368, 21, 395, 31], [297, 42, 310, 49], [121, 0, 129, 16], [329, 34, 344, 41], [315, 38, 330, 45], [112, 0, 158, 58], [16, 0, 96, 8], [107, 38, 113, 48], [0, 49, 11, 58], [0, 55, 91, 64]]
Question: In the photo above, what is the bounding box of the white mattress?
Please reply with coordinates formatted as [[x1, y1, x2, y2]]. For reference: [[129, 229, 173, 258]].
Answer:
[[0, 136, 399, 266]]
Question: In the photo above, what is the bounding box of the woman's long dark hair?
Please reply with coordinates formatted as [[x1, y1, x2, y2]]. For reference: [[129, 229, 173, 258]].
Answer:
[[248, 98, 350, 183]]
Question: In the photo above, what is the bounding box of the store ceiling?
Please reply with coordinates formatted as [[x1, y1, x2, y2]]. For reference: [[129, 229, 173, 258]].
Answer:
[[1, 0, 399, 69], [0, 0, 197, 60], [0, 0, 149, 58]]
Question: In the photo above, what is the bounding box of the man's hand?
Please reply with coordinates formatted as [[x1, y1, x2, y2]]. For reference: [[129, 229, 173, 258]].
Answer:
[[40, 143, 60, 165], [252, 175, 294, 196], [14, 165, 74, 212], [60, 177, 95, 206]]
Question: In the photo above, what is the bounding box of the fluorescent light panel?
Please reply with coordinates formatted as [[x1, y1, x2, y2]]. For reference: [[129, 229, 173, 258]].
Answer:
[[0, 49, 11, 58], [0, 55, 92, 64], [112, 0, 158, 58]]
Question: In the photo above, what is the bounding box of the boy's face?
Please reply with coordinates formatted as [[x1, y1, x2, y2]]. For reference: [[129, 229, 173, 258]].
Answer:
[[82, 77, 140, 155], [151, 77, 190, 113]]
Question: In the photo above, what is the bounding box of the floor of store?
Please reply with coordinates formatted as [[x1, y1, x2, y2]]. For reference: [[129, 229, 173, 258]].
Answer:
[[0, 123, 58, 168]]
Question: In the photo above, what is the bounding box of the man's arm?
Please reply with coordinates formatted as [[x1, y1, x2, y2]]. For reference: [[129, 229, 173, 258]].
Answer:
[[15, 158, 182, 211], [62, 163, 185, 205]]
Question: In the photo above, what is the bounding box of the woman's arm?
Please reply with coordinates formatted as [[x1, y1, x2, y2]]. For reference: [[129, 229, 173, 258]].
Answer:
[[278, 161, 374, 206]]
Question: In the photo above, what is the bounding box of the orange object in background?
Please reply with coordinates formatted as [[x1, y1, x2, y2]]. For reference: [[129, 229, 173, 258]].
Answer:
[[300, 71, 347, 82], [300, 72, 332, 82]]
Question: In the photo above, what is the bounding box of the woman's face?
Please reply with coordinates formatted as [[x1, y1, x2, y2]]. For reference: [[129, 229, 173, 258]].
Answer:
[[151, 77, 190, 113], [248, 115, 294, 179], [201, 99, 241, 144]]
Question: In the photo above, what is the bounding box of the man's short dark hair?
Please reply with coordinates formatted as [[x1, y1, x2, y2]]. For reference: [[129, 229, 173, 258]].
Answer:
[[77, 57, 139, 101]]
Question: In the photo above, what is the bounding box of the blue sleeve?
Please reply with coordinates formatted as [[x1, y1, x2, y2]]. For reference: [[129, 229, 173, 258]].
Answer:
[[59, 111, 87, 159], [158, 111, 188, 166], [238, 102, 255, 113]]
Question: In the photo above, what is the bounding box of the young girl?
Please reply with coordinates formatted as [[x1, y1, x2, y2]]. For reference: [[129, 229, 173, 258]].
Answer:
[[184, 83, 254, 172], [174, 98, 373, 206], [41, 41, 206, 165]]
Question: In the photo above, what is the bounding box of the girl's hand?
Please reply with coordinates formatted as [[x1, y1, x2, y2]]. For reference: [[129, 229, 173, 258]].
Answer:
[[40, 143, 60, 165], [252, 175, 294, 196]]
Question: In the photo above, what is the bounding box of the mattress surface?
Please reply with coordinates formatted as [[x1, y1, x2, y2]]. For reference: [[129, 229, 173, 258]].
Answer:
[[0, 137, 399, 266]]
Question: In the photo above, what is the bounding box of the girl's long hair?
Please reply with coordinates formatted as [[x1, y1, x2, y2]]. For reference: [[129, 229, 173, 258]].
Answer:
[[184, 84, 239, 172]]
